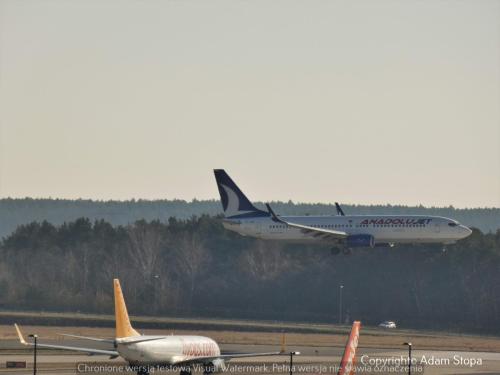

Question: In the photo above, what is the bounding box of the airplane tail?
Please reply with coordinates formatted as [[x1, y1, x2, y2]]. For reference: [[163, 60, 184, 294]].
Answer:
[[337, 321, 361, 375], [213, 169, 269, 218], [114, 279, 140, 339]]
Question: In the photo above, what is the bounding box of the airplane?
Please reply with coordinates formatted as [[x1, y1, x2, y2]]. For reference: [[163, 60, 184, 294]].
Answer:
[[213, 169, 472, 254], [15, 279, 286, 375]]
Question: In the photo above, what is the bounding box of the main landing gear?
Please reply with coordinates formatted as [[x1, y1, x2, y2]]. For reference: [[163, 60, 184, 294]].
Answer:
[[182, 366, 215, 375], [330, 247, 352, 255], [203, 364, 215, 375]]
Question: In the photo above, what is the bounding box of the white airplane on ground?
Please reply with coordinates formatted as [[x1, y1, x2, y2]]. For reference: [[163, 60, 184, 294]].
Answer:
[[214, 169, 472, 254], [15, 279, 285, 375]]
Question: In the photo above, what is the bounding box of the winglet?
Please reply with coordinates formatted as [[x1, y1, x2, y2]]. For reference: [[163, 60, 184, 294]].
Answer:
[[266, 203, 282, 223], [14, 324, 27, 345], [114, 279, 140, 339], [335, 202, 345, 216], [280, 332, 286, 354]]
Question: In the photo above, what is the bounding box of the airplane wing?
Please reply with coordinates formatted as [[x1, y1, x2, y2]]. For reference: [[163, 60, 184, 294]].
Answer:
[[15, 324, 119, 358], [266, 204, 348, 240], [218, 352, 284, 359], [58, 333, 115, 343], [337, 321, 361, 375]]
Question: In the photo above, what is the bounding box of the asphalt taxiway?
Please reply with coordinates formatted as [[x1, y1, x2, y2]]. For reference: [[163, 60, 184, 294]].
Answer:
[[1, 343, 500, 374]]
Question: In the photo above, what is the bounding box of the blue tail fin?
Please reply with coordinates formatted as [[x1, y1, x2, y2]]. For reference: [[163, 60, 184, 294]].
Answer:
[[213, 170, 269, 218]]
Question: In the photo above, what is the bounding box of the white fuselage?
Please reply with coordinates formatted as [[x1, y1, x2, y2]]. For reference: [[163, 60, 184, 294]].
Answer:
[[223, 215, 472, 245], [117, 335, 220, 365]]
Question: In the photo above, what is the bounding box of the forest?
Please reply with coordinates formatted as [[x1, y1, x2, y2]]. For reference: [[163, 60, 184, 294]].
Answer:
[[0, 215, 499, 334], [0, 198, 498, 239]]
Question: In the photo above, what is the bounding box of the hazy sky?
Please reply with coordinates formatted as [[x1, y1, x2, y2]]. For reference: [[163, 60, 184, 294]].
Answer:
[[1, 0, 499, 208]]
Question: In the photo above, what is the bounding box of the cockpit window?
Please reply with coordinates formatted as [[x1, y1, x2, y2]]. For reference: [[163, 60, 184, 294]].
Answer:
[[448, 222, 458, 227]]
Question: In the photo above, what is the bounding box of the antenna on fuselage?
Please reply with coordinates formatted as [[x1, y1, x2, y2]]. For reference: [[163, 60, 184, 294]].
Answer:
[[335, 202, 345, 216]]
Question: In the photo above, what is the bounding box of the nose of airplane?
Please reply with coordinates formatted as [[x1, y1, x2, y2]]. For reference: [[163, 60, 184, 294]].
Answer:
[[459, 225, 473, 239]]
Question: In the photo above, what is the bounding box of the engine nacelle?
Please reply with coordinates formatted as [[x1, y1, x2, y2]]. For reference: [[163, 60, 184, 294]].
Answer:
[[346, 234, 375, 248], [207, 359, 226, 373]]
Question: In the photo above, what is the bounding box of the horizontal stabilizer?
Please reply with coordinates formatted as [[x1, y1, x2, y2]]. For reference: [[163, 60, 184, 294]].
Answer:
[[14, 324, 119, 357]]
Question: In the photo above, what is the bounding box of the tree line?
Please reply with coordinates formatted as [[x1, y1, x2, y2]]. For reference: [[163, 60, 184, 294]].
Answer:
[[0, 198, 498, 239], [0, 216, 499, 333]]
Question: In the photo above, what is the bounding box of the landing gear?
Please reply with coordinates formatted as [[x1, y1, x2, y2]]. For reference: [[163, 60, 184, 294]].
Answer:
[[330, 247, 352, 255], [330, 247, 341, 255], [342, 248, 352, 255], [203, 364, 215, 375]]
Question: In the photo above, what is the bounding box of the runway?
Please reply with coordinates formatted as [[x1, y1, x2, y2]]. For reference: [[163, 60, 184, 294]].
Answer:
[[2, 343, 500, 374]]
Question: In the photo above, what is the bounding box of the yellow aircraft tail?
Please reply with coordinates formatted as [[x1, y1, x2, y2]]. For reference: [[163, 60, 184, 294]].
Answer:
[[114, 279, 140, 339]]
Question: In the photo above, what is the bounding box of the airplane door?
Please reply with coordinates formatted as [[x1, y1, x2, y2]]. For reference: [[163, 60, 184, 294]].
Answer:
[[254, 221, 262, 235], [434, 223, 440, 233]]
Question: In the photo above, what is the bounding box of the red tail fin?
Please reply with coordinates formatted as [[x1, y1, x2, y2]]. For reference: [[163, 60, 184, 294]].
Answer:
[[337, 321, 361, 375]]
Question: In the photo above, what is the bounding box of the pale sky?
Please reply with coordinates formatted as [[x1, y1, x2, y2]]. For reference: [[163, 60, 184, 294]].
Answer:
[[0, 0, 499, 208]]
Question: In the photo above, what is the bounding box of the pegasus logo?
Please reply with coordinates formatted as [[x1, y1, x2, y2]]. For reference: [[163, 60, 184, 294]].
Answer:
[[182, 342, 219, 357]]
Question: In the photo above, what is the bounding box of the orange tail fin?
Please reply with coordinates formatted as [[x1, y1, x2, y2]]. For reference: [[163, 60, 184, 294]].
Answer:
[[337, 321, 361, 375], [114, 279, 140, 339]]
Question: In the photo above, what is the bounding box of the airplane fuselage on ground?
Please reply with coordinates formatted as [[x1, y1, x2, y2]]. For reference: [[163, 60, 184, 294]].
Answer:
[[15, 279, 282, 375], [117, 335, 220, 365]]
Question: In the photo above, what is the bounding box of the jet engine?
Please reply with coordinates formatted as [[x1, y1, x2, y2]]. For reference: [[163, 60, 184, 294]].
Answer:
[[346, 234, 375, 248]]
